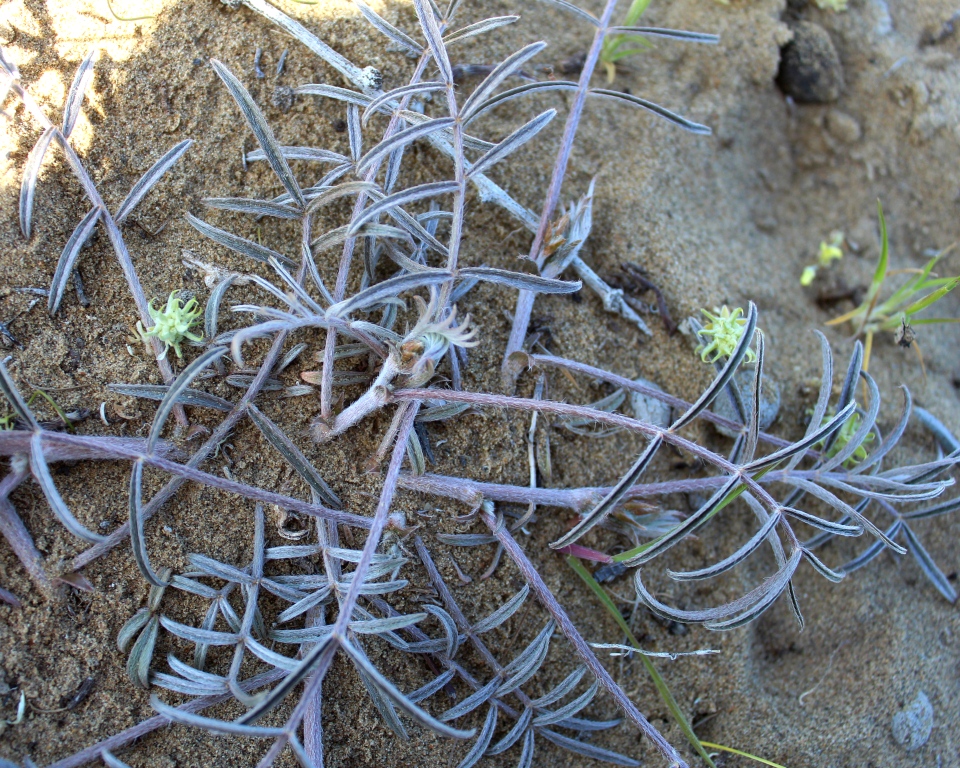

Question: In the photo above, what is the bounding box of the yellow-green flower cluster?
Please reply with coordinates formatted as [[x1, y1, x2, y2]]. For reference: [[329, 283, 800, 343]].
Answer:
[[696, 306, 756, 364], [137, 291, 203, 360]]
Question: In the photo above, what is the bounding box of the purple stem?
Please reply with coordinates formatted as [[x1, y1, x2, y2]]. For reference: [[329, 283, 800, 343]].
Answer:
[[390, 387, 787, 519], [0, 432, 176, 461], [502, 0, 621, 387], [7, 75, 188, 425], [398, 471, 730, 509], [71, 332, 291, 571], [254, 737, 288, 768], [64, 441, 368, 528], [532, 353, 798, 450], [258, 404, 420, 753], [401, 467, 903, 511], [330, 403, 417, 638], [319, 50, 437, 419], [0, 585, 20, 607], [480, 506, 686, 768], [0, 463, 52, 593], [303, 518, 337, 768]]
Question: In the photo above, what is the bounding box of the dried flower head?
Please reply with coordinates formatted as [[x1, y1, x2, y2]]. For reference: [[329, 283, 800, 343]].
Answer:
[[696, 306, 756, 364], [395, 293, 477, 385], [137, 291, 203, 360], [182, 252, 250, 289], [540, 178, 595, 275]]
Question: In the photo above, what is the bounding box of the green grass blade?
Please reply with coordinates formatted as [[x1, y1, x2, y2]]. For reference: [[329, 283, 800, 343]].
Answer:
[[624, 0, 653, 25], [870, 200, 889, 299], [902, 277, 960, 317], [566, 556, 717, 768], [853, 201, 892, 336], [909, 317, 960, 325], [877, 261, 956, 315], [27, 388, 73, 431], [913, 254, 942, 285], [606, 44, 652, 62], [879, 275, 924, 313], [699, 741, 788, 768], [917, 275, 959, 289], [610, 34, 651, 48]]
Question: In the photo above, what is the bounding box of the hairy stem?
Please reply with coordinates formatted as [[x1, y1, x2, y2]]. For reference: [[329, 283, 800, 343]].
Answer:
[[0, 462, 52, 593], [390, 387, 789, 522], [398, 471, 733, 509], [531, 353, 798, 451], [319, 42, 437, 419], [480, 505, 686, 767], [6, 74, 187, 424], [502, 0, 621, 388], [253, 404, 420, 748]]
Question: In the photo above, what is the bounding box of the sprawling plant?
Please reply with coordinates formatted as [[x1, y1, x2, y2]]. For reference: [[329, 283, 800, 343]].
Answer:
[[1, 1, 957, 767]]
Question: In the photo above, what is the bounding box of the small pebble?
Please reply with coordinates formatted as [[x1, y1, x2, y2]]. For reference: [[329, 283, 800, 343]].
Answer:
[[869, 0, 894, 36], [359, 65, 383, 91], [892, 692, 933, 751], [825, 109, 862, 143], [667, 621, 689, 636], [630, 378, 672, 433], [694, 697, 718, 716], [754, 215, 779, 233], [272, 85, 294, 114], [777, 22, 845, 103], [712, 370, 781, 438]]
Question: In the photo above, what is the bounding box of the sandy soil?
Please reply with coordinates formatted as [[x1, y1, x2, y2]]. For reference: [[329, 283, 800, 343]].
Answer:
[[0, 0, 959, 766]]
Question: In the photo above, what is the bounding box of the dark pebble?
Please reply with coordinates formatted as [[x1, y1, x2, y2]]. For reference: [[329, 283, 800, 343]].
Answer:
[[594, 562, 628, 583], [777, 22, 844, 103]]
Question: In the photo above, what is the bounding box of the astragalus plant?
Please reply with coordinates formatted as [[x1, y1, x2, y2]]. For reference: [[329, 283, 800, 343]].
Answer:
[[1, 0, 958, 767]]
